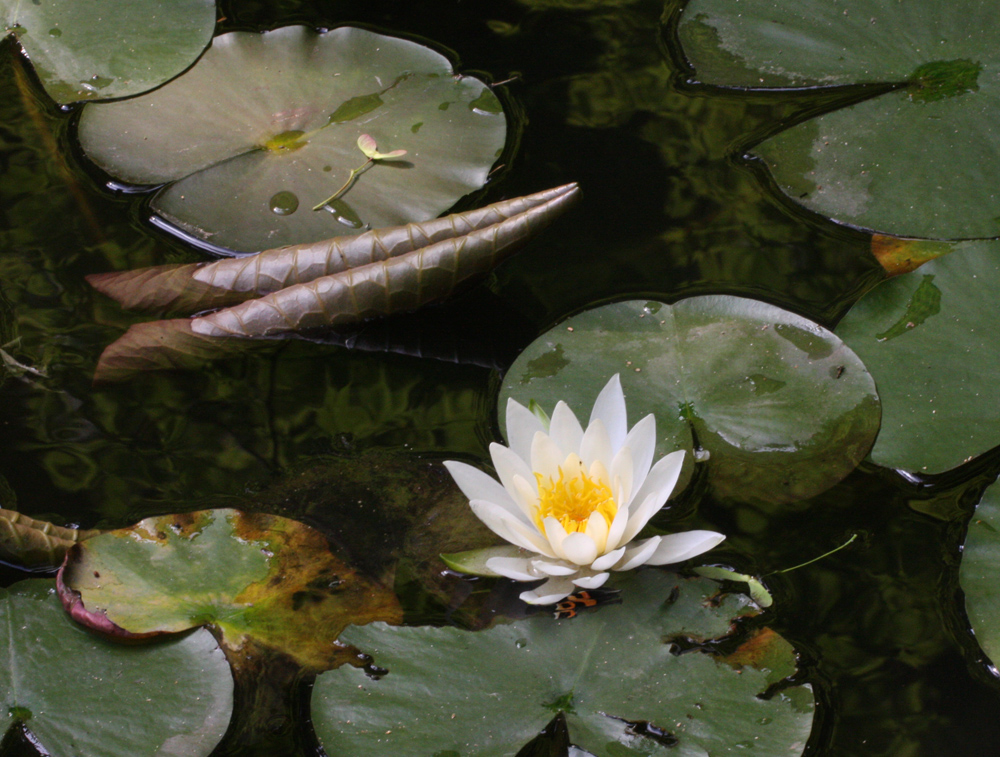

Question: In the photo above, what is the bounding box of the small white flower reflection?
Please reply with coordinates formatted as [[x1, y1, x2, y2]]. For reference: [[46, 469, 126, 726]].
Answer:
[[444, 375, 725, 604]]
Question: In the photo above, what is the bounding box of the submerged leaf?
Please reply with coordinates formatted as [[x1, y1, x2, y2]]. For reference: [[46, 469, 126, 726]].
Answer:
[[1, 0, 215, 103], [0, 579, 232, 756], [0, 508, 99, 570], [92, 318, 254, 384], [88, 184, 579, 316], [313, 572, 814, 757], [500, 297, 880, 504], [78, 26, 509, 253], [58, 509, 402, 671]]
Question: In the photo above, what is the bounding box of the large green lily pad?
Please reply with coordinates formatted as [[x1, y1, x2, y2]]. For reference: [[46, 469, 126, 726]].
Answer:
[[835, 241, 1000, 475], [2, 0, 215, 104], [0, 579, 232, 756], [78, 25, 508, 253], [677, 0, 1000, 239], [960, 478, 1000, 668], [313, 571, 814, 757], [499, 297, 879, 504], [59, 508, 402, 671]]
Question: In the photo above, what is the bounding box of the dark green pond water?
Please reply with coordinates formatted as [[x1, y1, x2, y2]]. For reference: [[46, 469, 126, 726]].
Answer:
[[1, 0, 999, 755]]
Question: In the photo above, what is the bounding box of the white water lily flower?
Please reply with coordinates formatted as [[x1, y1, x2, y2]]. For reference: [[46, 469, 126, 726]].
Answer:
[[443, 375, 725, 604]]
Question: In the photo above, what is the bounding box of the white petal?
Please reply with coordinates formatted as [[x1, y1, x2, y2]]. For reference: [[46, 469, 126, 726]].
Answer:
[[585, 510, 610, 553], [619, 491, 665, 545], [610, 446, 633, 509], [619, 449, 686, 543], [469, 500, 531, 546], [605, 498, 630, 550], [531, 432, 565, 483], [562, 452, 587, 477], [512, 475, 539, 515], [591, 546, 627, 571], [443, 461, 526, 523], [530, 558, 578, 576], [572, 572, 610, 589], [485, 556, 539, 581], [549, 401, 584, 455], [470, 501, 554, 557], [561, 532, 600, 566], [613, 536, 662, 571], [520, 577, 575, 605], [589, 374, 627, 452], [643, 530, 727, 566], [543, 517, 571, 561], [490, 443, 539, 516], [629, 449, 685, 513], [506, 399, 547, 463], [503, 517, 560, 558], [621, 414, 656, 493], [580, 419, 612, 470], [588, 458, 610, 488]]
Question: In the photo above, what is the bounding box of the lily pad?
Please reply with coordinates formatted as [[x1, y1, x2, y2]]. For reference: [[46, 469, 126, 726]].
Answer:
[[58, 508, 402, 671], [835, 240, 1000, 475], [677, 0, 1000, 239], [312, 572, 814, 757], [499, 297, 879, 504], [959, 478, 1000, 668], [0, 579, 232, 756], [78, 25, 508, 253], [2, 0, 215, 103]]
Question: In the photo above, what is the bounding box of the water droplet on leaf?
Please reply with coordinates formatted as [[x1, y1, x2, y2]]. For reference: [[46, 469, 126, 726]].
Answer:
[[269, 191, 299, 215]]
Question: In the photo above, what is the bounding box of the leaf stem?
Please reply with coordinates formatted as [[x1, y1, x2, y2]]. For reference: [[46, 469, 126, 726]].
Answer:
[[312, 159, 374, 211], [769, 533, 858, 575]]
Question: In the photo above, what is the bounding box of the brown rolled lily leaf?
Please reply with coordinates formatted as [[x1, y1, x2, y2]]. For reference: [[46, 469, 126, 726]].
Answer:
[[0, 509, 100, 570], [88, 184, 579, 316], [194, 184, 579, 337], [57, 508, 402, 672], [93, 183, 580, 380]]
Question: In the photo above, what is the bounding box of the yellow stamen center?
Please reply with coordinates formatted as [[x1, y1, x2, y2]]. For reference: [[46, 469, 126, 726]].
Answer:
[[534, 465, 617, 534]]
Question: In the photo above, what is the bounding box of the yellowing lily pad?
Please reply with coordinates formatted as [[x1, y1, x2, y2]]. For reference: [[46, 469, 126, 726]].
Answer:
[[499, 297, 880, 504], [78, 26, 508, 254], [2, 0, 215, 103], [677, 0, 1000, 239], [58, 508, 402, 671], [0, 579, 232, 757], [313, 572, 814, 757]]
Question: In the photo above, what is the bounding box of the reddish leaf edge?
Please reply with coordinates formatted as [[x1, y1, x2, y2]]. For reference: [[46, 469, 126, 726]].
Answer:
[[56, 547, 161, 643]]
